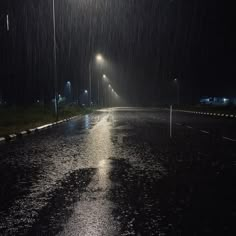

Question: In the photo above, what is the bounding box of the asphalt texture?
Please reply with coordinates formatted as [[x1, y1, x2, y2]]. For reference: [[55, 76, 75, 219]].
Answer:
[[0, 107, 235, 235]]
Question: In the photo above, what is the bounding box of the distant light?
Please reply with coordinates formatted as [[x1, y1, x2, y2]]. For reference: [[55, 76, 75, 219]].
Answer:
[[103, 74, 106, 79], [108, 84, 111, 88], [174, 78, 178, 82], [67, 81, 71, 85], [112, 89, 114, 92], [37, 100, 40, 103], [96, 54, 104, 62], [223, 98, 229, 103], [84, 90, 88, 94]]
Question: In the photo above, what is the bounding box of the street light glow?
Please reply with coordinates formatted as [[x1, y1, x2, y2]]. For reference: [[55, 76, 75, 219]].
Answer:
[[96, 54, 104, 62]]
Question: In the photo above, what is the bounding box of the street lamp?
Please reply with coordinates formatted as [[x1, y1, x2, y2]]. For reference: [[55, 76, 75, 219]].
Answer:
[[108, 84, 113, 107], [52, 0, 58, 120], [174, 78, 180, 105], [89, 53, 104, 107], [96, 54, 104, 63], [96, 54, 104, 107], [102, 74, 110, 106]]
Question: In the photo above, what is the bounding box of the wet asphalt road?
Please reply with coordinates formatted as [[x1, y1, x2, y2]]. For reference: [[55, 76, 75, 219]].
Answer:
[[0, 107, 235, 235]]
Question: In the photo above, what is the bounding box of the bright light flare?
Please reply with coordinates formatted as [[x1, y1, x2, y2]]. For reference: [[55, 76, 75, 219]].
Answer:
[[96, 54, 104, 63]]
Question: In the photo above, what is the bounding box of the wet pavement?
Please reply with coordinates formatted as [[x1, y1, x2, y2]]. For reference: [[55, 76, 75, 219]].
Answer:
[[0, 108, 235, 235]]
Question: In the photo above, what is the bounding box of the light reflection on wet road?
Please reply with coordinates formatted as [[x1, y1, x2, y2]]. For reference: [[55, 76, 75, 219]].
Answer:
[[0, 108, 235, 235]]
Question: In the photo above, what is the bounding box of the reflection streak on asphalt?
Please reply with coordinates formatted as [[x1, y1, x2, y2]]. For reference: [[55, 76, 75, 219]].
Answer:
[[58, 115, 118, 236]]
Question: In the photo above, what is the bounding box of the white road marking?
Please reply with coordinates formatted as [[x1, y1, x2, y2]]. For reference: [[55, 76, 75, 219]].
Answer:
[[0, 137, 6, 143], [186, 126, 193, 129], [20, 131, 28, 136], [9, 134, 17, 139], [200, 130, 209, 134], [222, 136, 236, 142]]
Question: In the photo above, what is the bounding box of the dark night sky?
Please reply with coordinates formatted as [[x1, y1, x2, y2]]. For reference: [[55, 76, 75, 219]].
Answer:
[[0, 0, 235, 105]]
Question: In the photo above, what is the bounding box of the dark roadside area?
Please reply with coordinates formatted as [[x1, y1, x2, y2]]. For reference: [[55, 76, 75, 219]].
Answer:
[[0, 104, 93, 137]]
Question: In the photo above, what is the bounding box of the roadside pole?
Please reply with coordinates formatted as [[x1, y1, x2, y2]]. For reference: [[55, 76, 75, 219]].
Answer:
[[52, 0, 58, 120], [89, 61, 92, 107], [170, 105, 173, 138]]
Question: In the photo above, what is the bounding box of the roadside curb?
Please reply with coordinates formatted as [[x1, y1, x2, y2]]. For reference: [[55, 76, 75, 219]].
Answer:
[[174, 109, 236, 119], [0, 115, 80, 144]]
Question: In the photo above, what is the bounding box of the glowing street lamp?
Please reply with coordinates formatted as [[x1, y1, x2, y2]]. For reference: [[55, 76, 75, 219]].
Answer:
[[96, 54, 104, 63], [96, 54, 104, 107], [89, 53, 104, 107]]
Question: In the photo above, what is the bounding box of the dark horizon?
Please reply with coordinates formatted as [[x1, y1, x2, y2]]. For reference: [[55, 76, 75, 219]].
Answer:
[[0, 0, 235, 106]]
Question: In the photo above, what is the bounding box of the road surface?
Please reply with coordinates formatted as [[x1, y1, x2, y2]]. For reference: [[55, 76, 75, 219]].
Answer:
[[0, 107, 235, 235]]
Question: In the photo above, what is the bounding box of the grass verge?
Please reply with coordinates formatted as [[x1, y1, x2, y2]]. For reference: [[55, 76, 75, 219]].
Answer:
[[0, 105, 93, 137]]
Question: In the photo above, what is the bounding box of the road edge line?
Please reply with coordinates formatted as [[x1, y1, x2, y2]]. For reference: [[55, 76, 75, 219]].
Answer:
[[0, 114, 82, 144]]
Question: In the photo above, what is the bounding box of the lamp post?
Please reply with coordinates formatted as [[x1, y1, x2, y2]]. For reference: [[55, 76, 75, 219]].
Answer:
[[102, 74, 109, 107], [84, 89, 88, 106], [96, 54, 104, 107], [88, 54, 104, 107], [0, 14, 9, 31], [52, 0, 58, 120], [0, 13, 10, 104], [89, 60, 92, 107], [174, 78, 180, 105], [108, 84, 111, 107]]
